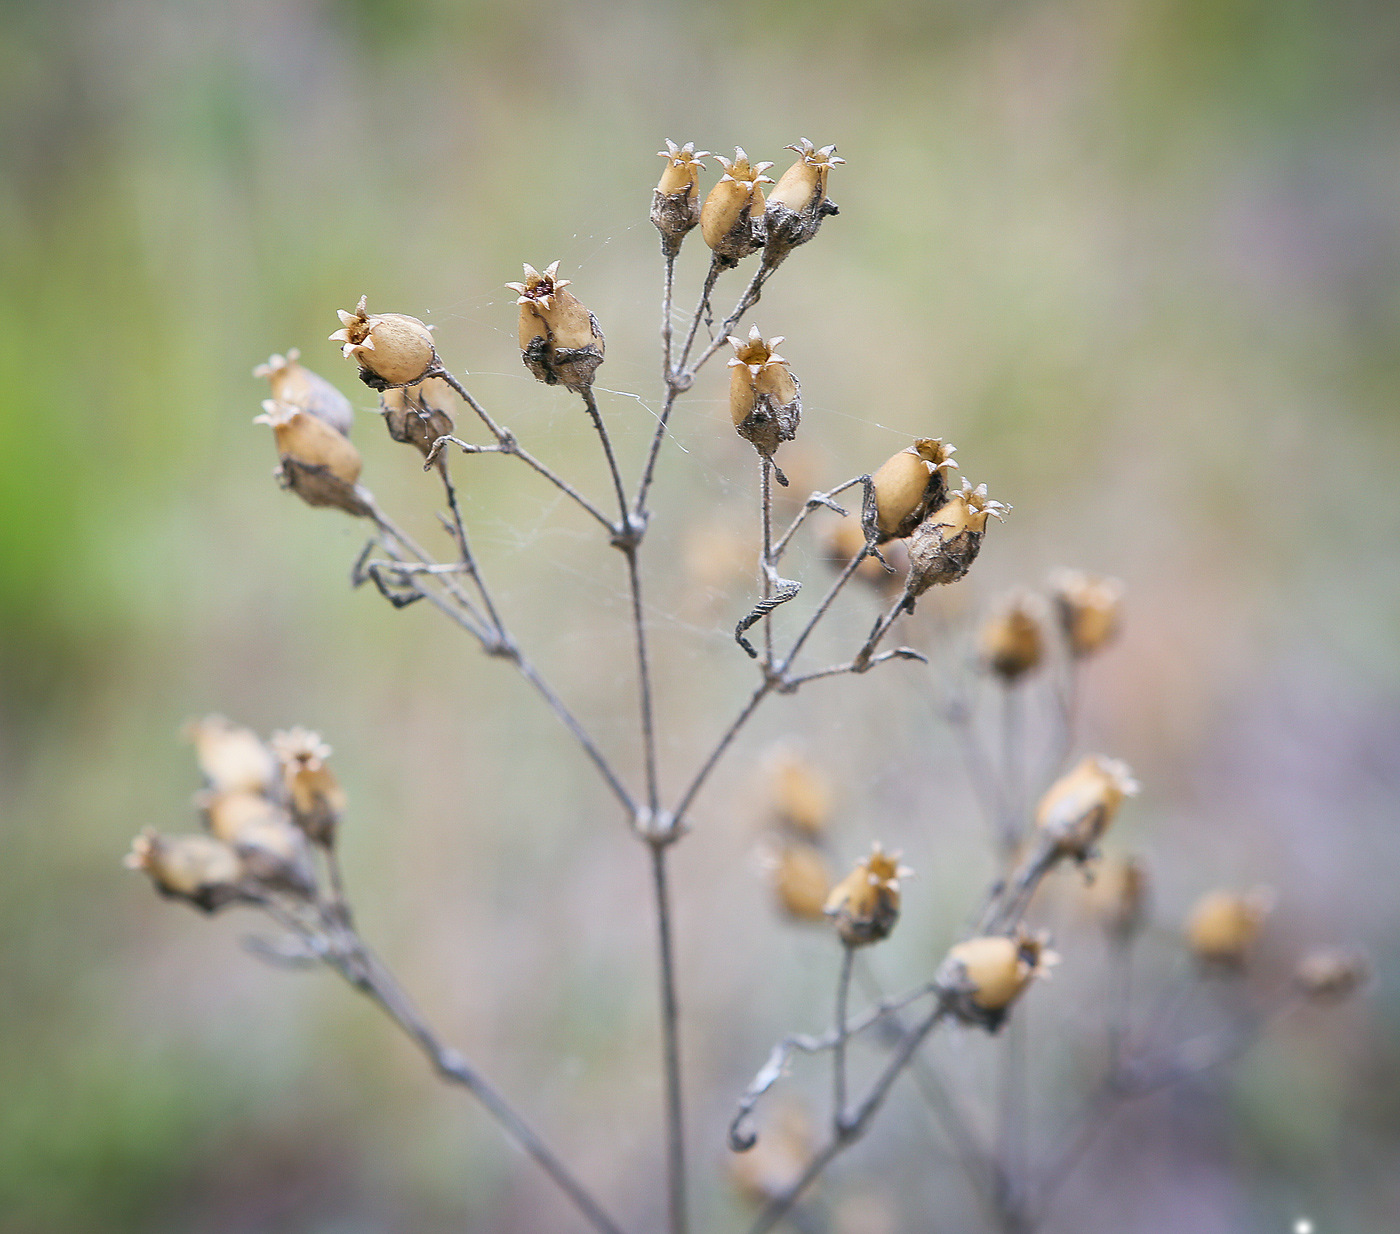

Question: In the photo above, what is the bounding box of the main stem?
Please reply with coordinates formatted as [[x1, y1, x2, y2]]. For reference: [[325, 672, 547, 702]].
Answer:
[[651, 843, 687, 1234], [833, 944, 855, 1131], [760, 456, 775, 668]]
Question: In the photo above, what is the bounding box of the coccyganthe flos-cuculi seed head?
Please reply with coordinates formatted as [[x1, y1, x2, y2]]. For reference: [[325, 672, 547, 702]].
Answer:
[[1049, 569, 1124, 658], [905, 478, 1007, 600], [1083, 853, 1150, 939], [330, 295, 437, 389], [198, 788, 315, 895], [1035, 754, 1139, 862], [870, 439, 959, 541], [763, 139, 844, 262], [1293, 947, 1371, 1002], [381, 376, 457, 462], [508, 261, 606, 393], [979, 592, 1046, 682], [185, 714, 278, 796], [728, 326, 800, 467], [940, 927, 1060, 1031], [768, 842, 831, 923], [701, 148, 774, 268], [253, 349, 355, 437], [823, 842, 911, 947], [652, 140, 710, 257], [271, 726, 347, 847], [255, 399, 370, 518], [1185, 887, 1275, 969], [125, 829, 249, 913], [766, 747, 831, 839]]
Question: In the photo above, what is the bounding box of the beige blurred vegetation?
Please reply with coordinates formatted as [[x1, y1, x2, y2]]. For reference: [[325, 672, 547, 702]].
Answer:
[[2, 0, 1399, 1230]]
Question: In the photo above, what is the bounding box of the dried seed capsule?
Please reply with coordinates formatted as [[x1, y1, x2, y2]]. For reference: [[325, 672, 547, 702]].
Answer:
[[198, 788, 316, 893], [763, 139, 844, 260], [1049, 569, 1124, 658], [652, 140, 710, 257], [905, 478, 1008, 598], [1035, 755, 1139, 862], [824, 518, 908, 591], [271, 726, 347, 847], [253, 349, 354, 436], [701, 148, 774, 268], [380, 376, 456, 460], [125, 828, 248, 913], [870, 439, 958, 541], [770, 843, 831, 922], [766, 749, 831, 838], [507, 261, 606, 393], [978, 593, 1045, 681], [255, 399, 370, 517], [330, 295, 437, 389], [1082, 854, 1150, 939], [940, 928, 1059, 1030], [1293, 948, 1370, 1002], [728, 326, 800, 467], [729, 1104, 813, 1202], [185, 715, 278, 796], [823, 842, 911, 947], [1185, 888, 1274, 968]]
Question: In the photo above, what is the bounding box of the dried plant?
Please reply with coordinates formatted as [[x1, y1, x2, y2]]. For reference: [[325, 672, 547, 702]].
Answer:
[[127, 137, 1366, 1234]]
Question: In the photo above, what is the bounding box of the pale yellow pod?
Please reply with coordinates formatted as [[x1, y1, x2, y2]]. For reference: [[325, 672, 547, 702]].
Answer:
[[702, 179, 751, 250], [1185, 888, 1272, 965], [126, 830, 244, 901], [254, 350, 354, 436], [766, 157, 822, 215], [1035, 755, 1138, 856], [947, 936, 1028, 1010], [263, 405, 363, 486], [979, 598, 1044, 680], [772, 844, 830, 922], [546, 287, 599, 352], [871, 449, 932, 536], [202, 790, 286, 845], [187, 715, 277, 795]]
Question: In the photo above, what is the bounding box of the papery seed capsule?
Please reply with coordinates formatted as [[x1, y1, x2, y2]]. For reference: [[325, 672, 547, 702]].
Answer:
[[380, 376, 456, 461], [200, 789, 286, 845], [253, 349, 354, 436], [823, 842, 911, 947], [824, 518, 908, 590], [729, 1104, 813, 1202], [330, 296, 437, 388], [701, 148, 774, 267], [1185, 888, 1274, 968], [941, 929, 1059, 1029], [771, 843, 831, 922], [1049, 569, 1124, 658], [255, 400, 370, 517], [727, 326, 800, 465], [978, 593, 1045, 681], [186, 715, 278, 796], [506, 261, 606, 393], [271, 726, 347, 847], [763, 138, 844, 260], [652, 140, 710, 257], [125, 828, 248, 913], [1082, 854, 1149, 939], [767, 751, 831, 839], [870, 440, 958, 541], [1035, 755, 1139, 861], [905, 478, 1007, 598], [1293, 948, 1370, 1002], [198, 788, 315, 893]]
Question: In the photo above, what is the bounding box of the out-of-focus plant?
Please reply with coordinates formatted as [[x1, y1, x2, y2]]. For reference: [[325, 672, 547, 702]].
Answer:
[[126, 137, 1366, 1234]]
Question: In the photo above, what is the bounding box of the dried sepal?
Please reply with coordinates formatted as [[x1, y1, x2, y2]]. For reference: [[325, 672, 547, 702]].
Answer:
[[1035, 755, 1139, 862], [940, 927, 1060, 1031], [1049, 569, 1124, 658], [380, 376, 456, 462], [905, 478, 1007, 599], [701, 148, 774, 268], [125, 828, 249, 913], [763, 138, 844, 260], [978, 592, 1046, 682], [329, 295, 437, 389], [1293, 947, 1370, 1002], [1185, 887, 1275, 969], [185, 714, 278, 796], [823, 842, 911, 947], [253, 349, 354, 436], [869, 439, 958, 541], [255, 399, 370, 517], [652, 140, 710, 256], [508, 261, 606, 392], [271, 726, 347, 847], [728, 326, 800, 471]]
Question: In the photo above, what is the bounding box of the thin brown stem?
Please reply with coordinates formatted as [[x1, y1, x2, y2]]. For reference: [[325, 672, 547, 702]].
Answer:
[[581, 387, 632, 533], [650, 845, 687, 1234], [661, 251, 676, 379], [669, 680, 773, 830], [760, 456, 775, 669], [770, 477, 865, 563], [833, 944, 855, 1132], [777, 550, 868, 675], [686, 263, 772, 378], [439, 464, 506, 638], [674, 257, 721, 375]]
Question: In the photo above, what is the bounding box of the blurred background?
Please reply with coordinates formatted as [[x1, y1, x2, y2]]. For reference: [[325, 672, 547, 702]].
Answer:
[[2, 0, 1399, 1230]]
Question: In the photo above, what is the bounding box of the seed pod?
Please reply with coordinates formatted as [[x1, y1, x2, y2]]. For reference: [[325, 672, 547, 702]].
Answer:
[[823, 842, 911, 947], [330, 295, 437, 389], [763, 139, 844, 261], [765, 749, 831, 838], [905, 478, 1008, 599], [1082, 854, 1150, 939], [770, 843, 831, 922], [1185, 887, 1274, 968], [824, 518, 908, 591], [185, 715, 278, 796], [652, 140, 709, 257], [253, 349, 354, 436], [729, 1104, 813, 1202], [1035, 755, 1139, 862], [507, 261, 606, 393], [870, 440, 958, 541], [728, 326, 800, 467], [1049, 569, 1124, 658], [701, 148, 774, 268], [940, 928, 1059, 1031], [125, 828, 248, 913], [271, 726, 347, 847], [255, 400, 370, 517], [1293, 948, 1370, 1002], [978, 593, 1045, 681], [198, 788, 316, 893], [380, 376, 456, 461]]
